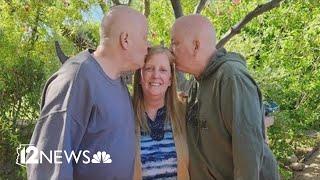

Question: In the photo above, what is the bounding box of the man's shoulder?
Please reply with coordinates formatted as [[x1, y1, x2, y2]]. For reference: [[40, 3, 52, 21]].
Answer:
[[51, 50, 97, 83], [61, 50, 95, 74], [216, 53, 248, 80], [42, 50, 97, 100], [225, 51, 246, 61], [40, 51, 96, 113]]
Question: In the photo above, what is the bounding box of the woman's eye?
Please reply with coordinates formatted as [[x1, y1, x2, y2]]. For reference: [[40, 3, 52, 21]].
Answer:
[[144, 67, 153, 71], [160, 69, 168, 72]]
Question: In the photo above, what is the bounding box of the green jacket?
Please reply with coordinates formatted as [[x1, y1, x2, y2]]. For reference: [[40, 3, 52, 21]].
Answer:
[[186, 48, 279, 180]]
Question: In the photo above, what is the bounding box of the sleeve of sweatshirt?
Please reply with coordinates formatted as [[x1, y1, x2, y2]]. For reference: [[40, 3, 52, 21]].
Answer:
[[220, 75, 264, 180], [27, 67, 93, 180]]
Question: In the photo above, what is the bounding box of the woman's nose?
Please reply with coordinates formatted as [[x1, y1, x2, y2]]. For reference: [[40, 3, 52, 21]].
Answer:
[[151, 70, 160, 78]]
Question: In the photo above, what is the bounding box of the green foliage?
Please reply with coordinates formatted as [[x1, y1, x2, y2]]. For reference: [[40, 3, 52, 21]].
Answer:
[[1, 0, 319, 179]]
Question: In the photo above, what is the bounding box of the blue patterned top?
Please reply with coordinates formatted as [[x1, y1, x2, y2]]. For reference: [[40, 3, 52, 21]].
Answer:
[[140, 107, 177, 180]]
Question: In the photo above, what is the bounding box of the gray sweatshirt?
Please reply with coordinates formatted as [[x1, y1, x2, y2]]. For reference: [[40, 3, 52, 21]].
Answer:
[[27, 50, 136, 180]]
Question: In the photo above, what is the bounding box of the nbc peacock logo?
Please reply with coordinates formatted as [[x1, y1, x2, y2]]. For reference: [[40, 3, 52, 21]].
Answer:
[[91, 151, 112, 164]]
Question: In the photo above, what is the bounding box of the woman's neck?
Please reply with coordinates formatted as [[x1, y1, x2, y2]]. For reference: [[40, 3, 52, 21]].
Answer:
[[144, 96, 165, 120]]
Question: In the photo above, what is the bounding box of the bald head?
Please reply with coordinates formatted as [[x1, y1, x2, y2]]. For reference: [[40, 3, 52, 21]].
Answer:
[[94, 6, 149, 75], [100, 6, 147, 43], [170, 15, 217, 76], [173, 15, 216, 47]]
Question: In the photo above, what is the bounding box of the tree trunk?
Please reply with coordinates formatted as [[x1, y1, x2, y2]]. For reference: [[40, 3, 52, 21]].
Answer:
[[194, 0, 208, 14], [170, 0, 184, 18]]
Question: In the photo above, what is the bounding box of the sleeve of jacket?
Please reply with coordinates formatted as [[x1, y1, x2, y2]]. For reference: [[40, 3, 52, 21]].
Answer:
[[220, 75, 264, 180], [27, 68, 93, 180]]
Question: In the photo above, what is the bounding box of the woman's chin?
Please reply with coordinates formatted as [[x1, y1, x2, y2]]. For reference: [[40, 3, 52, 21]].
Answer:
[[146, 91, 166, 98]]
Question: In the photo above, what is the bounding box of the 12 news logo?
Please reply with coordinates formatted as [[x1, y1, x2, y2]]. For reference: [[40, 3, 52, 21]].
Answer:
[[16, 144, 112, 167]]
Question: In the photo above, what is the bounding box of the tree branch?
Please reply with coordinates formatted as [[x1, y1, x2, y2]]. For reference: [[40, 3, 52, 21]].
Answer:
[[170, 0, 184, 19], [144, 0, 150, 18], [55, 26, 96, 64], [216, 0, 284, 49], [55, 41, 69, 64], [194, 0, 208, 14]]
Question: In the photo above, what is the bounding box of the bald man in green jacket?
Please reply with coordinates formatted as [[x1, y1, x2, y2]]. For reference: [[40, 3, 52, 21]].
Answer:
[[170, 15, 280, 180]]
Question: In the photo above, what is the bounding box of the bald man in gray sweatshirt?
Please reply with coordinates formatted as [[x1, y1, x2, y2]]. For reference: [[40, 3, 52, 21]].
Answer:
[[27, 6, 149, 180]]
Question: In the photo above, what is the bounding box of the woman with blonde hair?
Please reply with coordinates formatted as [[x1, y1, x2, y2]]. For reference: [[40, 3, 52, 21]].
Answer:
[[133, 46, 189, 180]]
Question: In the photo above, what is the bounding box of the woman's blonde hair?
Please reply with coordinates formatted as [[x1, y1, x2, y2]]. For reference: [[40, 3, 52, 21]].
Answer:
[[133, 46, 184, 134]]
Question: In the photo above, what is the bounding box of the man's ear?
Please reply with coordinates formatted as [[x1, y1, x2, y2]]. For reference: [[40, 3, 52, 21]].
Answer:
[[120, 32, 129, 50], [193, 40, 200, 56]]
